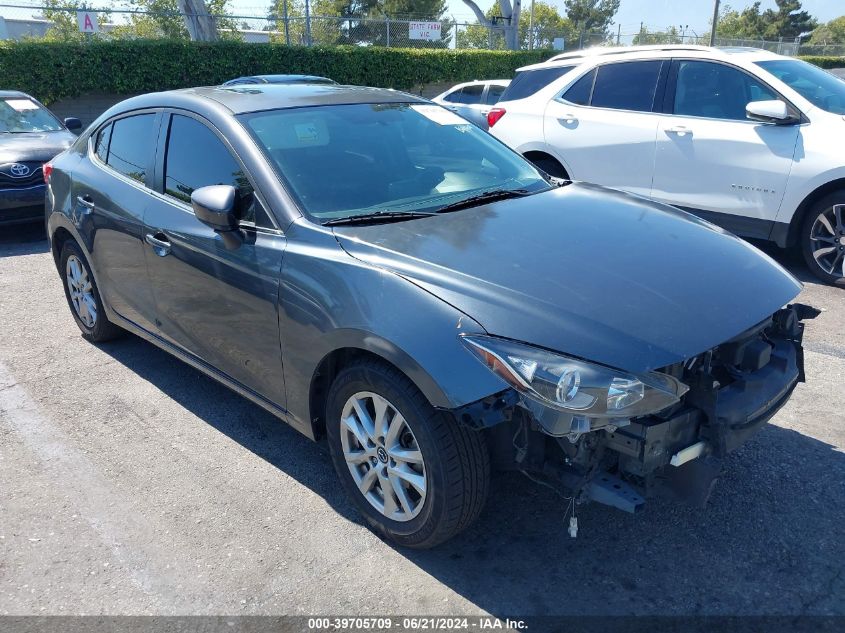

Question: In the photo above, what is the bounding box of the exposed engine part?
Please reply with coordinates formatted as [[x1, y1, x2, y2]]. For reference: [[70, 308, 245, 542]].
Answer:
[[582, 471, 645, 514], [454, 303, 817, 516], [670, 440, 707, 467]]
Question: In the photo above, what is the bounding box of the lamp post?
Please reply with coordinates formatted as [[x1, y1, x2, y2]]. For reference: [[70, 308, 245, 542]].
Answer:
[[709, 0, 720, 46]]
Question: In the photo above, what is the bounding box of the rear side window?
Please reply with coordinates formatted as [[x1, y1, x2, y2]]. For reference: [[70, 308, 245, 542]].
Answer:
[[94, 123, 111, 163], [459, 84, 485, 104], [485, 84, 506, 105], [561, 68, 596, 105], [590, 61, 663, 112], [106, 114, 157, 184], [164, 114, 270, 227], [499, 66, 575, 102]]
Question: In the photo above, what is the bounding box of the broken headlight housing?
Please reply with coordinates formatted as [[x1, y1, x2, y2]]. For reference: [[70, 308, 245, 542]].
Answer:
[[461, 335, 688, 420]]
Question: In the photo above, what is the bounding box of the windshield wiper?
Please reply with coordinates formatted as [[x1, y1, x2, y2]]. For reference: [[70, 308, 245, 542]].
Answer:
[[323, 210, 437, 226], [435, 188, 533, 214]]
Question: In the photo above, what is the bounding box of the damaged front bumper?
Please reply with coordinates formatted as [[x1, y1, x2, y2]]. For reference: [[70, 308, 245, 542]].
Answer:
[[453, 303, 818, 514]]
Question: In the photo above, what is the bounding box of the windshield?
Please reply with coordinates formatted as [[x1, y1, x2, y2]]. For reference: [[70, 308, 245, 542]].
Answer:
[[0, 97, 64, 133], [756, 59, 845, 115], [240, 102, 549, 223]]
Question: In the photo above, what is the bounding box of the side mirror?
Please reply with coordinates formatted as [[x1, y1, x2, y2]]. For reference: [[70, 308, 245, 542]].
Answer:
[[191, 185, 243, 249], [63, 117, 82, 132], [746, 100, 795, 125]]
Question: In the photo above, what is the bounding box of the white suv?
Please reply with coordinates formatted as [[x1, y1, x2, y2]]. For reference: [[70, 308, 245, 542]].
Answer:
[[488, 45, 845, 284]]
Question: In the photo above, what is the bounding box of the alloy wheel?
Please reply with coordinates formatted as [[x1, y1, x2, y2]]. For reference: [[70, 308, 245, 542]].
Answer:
[[339, 391, 427, 522], [809, 204, 845, 277], [65, 254, 97, 328]]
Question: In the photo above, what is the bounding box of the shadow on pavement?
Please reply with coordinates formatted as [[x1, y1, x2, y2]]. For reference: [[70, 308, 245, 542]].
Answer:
[[0, 222, 49, 257], [95, 329, 845, 616]]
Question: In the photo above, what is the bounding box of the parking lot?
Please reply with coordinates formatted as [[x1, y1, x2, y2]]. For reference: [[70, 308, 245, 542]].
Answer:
[[0, 221, 843, 617]]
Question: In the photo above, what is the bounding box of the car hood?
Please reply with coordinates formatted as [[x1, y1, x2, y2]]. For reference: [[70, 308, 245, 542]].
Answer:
[[333, 183, 802, 373], [0, 130, 76, 163]]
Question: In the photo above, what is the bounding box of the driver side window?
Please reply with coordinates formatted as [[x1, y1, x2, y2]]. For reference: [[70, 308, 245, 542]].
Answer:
[[163, 114, 273, 228], [673, 60, 778, 121]]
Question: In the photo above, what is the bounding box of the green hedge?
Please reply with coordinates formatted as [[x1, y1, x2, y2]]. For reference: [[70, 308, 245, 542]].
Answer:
[[0, 40, 552, 104], [798, 55, 845, 69]]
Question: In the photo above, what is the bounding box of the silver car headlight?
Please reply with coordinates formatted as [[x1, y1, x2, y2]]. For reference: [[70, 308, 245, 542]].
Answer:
[[461, 335, 688, 419]]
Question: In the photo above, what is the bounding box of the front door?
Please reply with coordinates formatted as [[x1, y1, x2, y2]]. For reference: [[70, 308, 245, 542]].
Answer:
[[650, 59, 800, 238], [142, 112, 286, 405]]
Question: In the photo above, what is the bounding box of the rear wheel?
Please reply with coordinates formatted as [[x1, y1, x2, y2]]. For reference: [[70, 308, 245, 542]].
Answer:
[[325, 359, 489, 548], [60, 241, 123, 342], [801, 192, 845, 286]]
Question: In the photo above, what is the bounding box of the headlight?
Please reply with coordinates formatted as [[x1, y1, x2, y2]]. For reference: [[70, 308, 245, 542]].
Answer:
[[461, 335, 688, 419]]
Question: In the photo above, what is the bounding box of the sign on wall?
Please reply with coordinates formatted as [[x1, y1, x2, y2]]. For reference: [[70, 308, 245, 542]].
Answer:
[[76, 11, 99, 33], [409, 22, 441, 41]]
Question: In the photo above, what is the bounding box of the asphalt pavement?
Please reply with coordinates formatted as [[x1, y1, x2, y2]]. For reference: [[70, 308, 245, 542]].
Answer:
[[0, 222, 843, 617]]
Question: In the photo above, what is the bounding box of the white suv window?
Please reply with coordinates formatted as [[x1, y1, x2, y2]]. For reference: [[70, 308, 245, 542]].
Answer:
[[673, 60, 777, 121], [590, 60, 663, 112]]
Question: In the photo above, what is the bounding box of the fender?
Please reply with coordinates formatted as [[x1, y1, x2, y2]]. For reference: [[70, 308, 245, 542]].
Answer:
[[278, 221, 509, 436], [776, 166, 845, 227]]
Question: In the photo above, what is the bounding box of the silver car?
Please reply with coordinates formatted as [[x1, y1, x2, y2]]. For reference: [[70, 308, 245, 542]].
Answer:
[[431, 79, 510, 129]]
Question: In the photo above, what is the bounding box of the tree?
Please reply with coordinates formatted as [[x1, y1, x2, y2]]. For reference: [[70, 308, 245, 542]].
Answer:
[[633, 25, 682, 46], [564, 0, 618, 38], [268, 0, 343, 45], [40, 0, 112, 41], [457, 1, 571, 50], [717, 0, 817, 40], [808, 15, 845, 44], [460, 0, 521, 50], [761, 0, 816, 39]]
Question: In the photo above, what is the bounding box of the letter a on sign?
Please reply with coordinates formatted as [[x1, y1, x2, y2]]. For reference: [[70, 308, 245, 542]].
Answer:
[[76, 11, 99, 33]]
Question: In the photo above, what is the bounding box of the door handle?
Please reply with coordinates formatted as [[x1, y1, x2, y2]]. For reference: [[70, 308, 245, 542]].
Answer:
[[145, 232, 171, 257], [558, 113, 578, 124], [76, 194, 95, 211], [666, 126, 692, 137]]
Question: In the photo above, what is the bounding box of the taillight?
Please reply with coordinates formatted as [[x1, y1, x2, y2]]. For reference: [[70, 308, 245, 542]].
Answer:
[[43, 162, 53, 184], [487, 108, 506, 128]]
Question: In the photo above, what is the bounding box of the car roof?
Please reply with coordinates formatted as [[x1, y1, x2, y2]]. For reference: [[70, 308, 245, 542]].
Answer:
[[223, 74, 336, 86], [109, 84, 426, 116], [0, 90, 32, 98], [520, 44, 785, 71]]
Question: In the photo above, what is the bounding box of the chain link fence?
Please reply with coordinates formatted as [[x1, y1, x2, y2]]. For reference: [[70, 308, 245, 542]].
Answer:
[[0, 3, 843, 57]]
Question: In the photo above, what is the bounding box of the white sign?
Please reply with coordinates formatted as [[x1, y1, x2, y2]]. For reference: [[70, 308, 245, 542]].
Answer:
[[553, 37, 565, 50], [77, 11, 99, 33], [409, 21, 441, 41]]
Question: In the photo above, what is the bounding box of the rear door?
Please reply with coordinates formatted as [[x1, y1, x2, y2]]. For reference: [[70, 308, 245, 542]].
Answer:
[[543, 60, 667, 197], [70, 111, 160, 332], [650, 59, 800, 238], [142, 111, 287, 405]]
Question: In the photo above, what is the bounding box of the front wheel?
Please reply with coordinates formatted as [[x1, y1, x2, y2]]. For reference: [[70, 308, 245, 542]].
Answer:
[[326, 359, 489, 548], [801, 192, 845, 286]]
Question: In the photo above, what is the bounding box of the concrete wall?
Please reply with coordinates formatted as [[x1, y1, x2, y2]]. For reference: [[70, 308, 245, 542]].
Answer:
[[48, 93, 142, 128]]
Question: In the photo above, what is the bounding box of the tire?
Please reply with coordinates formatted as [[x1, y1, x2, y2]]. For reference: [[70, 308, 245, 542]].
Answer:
[[59, 240, 123, 342], [325, 359, 489, 548], [527, 154, 568, 180], [800, 191, 845, 286]]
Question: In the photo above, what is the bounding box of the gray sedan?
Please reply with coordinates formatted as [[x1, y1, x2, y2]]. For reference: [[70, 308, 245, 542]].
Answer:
[[45, 84, 812, 547]]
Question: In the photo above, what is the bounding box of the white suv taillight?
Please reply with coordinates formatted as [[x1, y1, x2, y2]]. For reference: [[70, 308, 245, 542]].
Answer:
[[487, 108, 506, 128]]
